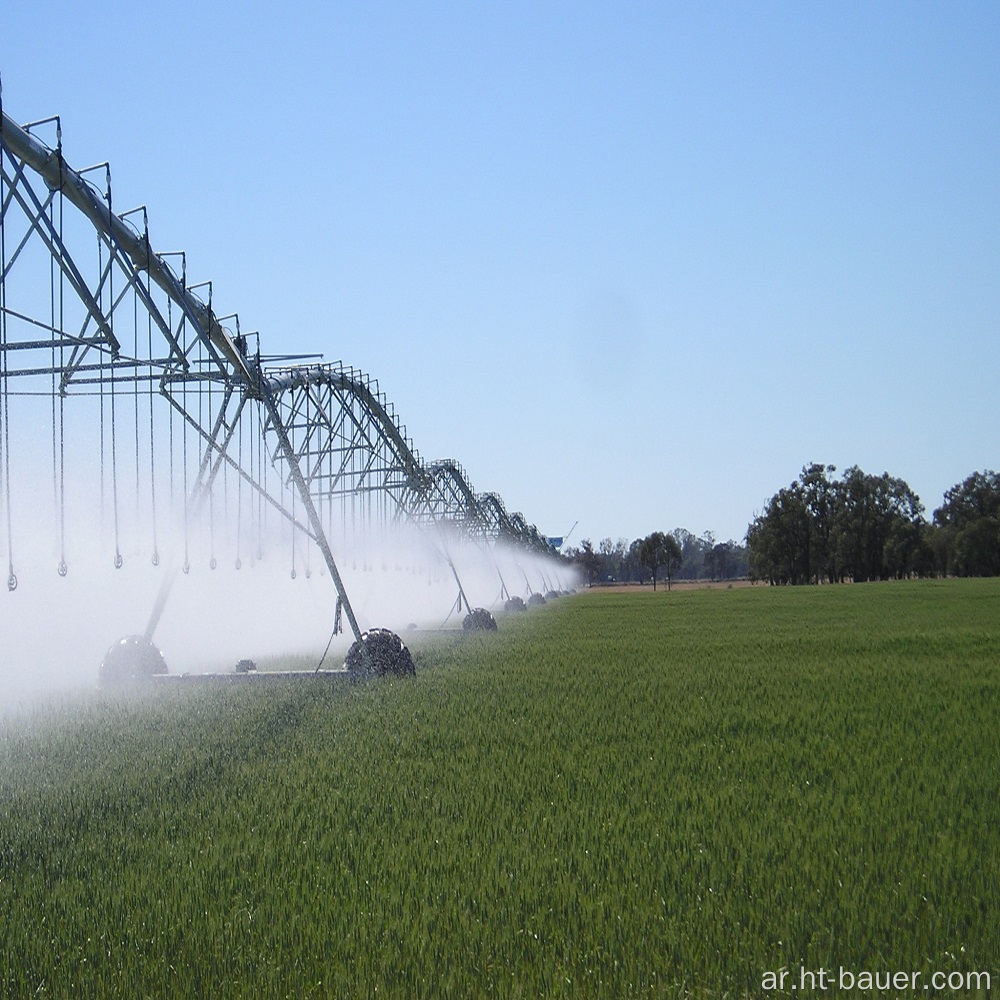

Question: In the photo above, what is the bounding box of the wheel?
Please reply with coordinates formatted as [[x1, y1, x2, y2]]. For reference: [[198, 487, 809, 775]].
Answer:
[[344, 628, 415, 678], [99, 635, 168, 686], [503, 596, 527, 613], [463, 607, 498, 631]]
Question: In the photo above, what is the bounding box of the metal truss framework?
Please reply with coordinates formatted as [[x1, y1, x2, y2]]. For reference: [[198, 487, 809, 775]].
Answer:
[[0, 101, 551, 640], [261, 364, 550, 550]]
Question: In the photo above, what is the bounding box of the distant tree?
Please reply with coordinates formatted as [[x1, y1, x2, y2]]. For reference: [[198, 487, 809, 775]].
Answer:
[[933, 471, 1000, 577], [747, 463, 927, 584], [883, 519, 935, 580], [638, 532, 682, 591], [577, 539, 601, 588], [639, 533, 663, 590], [670, 528, 704, 579], [599, 537, 628, 582], [662, 534, 683, 589], [746, 482, 812, 584], [832, 466, 924, 582], [935, 470, 1000, 526], [616, 537, 630, 577], [924, 522, 953, 577], [727, 540, 750, 579], [703, 545, 716, 581], [952, 518, 1000, 577], [799, 462, 839, 583], [609, 537, 639, 582], [627, 538, 649, 584], [705, 541, 738, 581]]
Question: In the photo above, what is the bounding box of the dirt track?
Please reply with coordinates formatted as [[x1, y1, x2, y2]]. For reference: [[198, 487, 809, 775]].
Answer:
[[582, 579, 759, 594]]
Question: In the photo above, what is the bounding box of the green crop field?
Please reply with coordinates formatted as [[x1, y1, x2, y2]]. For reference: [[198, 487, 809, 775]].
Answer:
[[1, 580, 998, 998]]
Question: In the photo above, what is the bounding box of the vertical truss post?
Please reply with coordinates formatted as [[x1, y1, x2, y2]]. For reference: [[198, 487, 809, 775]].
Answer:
[[259, 385, 363, 644]]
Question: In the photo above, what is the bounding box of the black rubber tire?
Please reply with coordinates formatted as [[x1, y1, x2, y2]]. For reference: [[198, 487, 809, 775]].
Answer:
[[463, 607, 498, 631], [99, 635, 168, 686], [344, 628, 415, 678]]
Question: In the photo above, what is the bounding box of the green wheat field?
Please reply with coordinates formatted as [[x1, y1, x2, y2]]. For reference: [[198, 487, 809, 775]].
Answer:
[[1, 579, 997, 998]]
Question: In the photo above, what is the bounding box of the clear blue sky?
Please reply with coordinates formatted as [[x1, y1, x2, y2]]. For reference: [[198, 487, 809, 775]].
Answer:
[[3, 2, 997, 546]]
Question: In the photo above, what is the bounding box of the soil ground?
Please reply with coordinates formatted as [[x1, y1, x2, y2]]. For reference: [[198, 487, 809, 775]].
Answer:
[[582, 578, 758, 593]]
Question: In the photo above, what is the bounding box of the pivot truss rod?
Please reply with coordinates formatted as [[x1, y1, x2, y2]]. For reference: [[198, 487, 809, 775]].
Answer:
[[1, 97, 553, 645]]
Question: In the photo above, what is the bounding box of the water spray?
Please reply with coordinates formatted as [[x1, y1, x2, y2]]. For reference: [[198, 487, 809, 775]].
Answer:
[[0, 98, 573, 693]]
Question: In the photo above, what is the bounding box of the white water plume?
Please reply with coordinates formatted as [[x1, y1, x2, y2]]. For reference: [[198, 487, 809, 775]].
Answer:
[[0, 491, 576, 708], [0, 389, 576, 707]]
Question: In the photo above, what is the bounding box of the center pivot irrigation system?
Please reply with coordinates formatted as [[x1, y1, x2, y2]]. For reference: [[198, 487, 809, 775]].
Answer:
[[0, 92, 568, 685]]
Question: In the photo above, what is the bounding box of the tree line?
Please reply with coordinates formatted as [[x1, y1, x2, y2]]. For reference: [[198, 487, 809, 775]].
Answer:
[[746, 464, 1000, 584], [564, 466, 999, 589], [567, 530, 749, 589]]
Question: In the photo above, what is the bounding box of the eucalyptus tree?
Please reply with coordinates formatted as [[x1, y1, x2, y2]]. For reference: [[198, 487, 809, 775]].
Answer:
[[933, 470, 1000, 576], [748, 464, 928, 584], [639, 532, 683, 591]]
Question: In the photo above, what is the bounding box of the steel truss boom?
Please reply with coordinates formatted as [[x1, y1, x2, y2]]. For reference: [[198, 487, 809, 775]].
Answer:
[[1, 96, 556, 648], [1, 104, 365, 641], [0, 110, 252, 386], [261, 364, 548, 550]]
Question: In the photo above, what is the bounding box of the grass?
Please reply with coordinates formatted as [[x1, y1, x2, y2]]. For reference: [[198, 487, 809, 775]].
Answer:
[[1, 579, 998, 997]]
